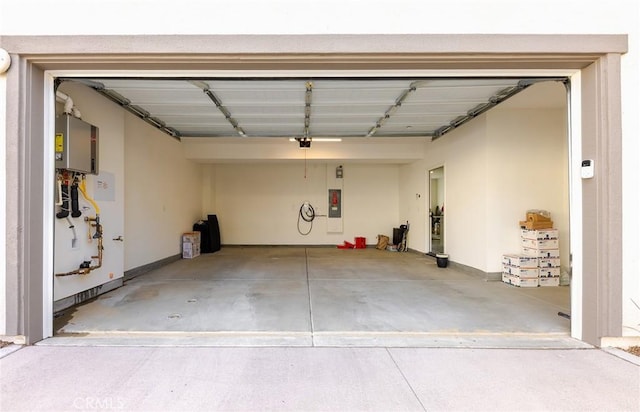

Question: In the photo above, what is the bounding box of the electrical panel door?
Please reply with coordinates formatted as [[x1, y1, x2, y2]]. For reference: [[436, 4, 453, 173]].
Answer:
[[328, 189, 341, 218]]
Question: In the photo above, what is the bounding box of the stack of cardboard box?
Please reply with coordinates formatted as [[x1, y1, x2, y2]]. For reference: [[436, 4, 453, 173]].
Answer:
[[502, 213, 560, 287], [522, 228, 560, 287], [502, 254, 539, 287], [182, 232, 201, 259]]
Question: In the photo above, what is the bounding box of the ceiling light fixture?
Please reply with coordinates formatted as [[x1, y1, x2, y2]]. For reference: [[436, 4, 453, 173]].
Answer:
[[288, 138, 342, 142]]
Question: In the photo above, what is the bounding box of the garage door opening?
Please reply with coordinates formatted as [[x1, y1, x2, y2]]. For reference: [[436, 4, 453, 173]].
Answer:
[[3, 34, 625, 347], [48, 75, 574, 347]]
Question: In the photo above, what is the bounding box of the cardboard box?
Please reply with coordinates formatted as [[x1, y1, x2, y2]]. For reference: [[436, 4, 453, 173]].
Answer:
[[539, 258, 561, 268], [522, 247, 560, 258], [182, 242, 200, 259], [502, 272, 513, 285], [502, 254, 538, 268], [519, 213, 553, 230], [521, 238, 559, 250], [539, 277, 560, 287], [182, 231, 201, 244], [519, 220, 554, 230], [510, 277, 539, 288], [539, 267, 561, 278], [503, 265, 539, 278], [526, 212, 552, 222], [521, 229, 558, 240]]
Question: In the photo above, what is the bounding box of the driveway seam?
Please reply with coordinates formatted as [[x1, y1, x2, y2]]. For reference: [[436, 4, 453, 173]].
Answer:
[[385, 347, 427, 412]]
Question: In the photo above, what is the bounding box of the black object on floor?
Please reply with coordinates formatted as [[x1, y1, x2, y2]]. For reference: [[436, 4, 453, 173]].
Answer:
[[193, 220, 212, 253], [393, 227, 404, 245], [436, 253, 449, 268], [207, 214, 221, 253]]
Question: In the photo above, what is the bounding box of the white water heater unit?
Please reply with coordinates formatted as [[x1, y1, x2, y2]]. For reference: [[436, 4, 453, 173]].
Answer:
[[55, 114, 99, 174]]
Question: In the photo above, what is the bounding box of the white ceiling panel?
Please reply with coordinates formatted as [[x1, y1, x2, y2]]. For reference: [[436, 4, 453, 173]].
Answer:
[[71, 77, 558, 139], [176, 125, 238, 136], [110, 88, 207, 105], [242, 124, 304, 136], [228, 105, 306, 116], [140, 104, 224, 117]]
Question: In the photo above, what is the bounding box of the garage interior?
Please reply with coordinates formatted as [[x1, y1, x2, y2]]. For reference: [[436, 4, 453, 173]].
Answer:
[[50, 75, 572, 346]]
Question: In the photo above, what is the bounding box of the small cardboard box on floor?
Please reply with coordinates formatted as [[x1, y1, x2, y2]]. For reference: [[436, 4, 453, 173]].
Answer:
[[501, 272, 539, 287], [182, 231, 201, 259], [182, 242, 200, 259], [539, 277, 560, 287], [510, 276, 540, 288]]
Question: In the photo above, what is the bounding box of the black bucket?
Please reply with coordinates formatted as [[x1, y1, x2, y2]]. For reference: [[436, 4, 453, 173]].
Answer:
[[436, 253, 449, 268]]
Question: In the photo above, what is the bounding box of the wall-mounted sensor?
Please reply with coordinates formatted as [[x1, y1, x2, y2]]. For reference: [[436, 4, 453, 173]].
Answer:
[[581, 159, 594, 179], [0, 49, 11, 74], [336, 165, 343, 179]]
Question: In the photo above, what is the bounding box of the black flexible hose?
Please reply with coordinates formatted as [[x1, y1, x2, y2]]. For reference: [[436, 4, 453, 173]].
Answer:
[[56, 182, 70, 219], [297, 202, 315, 235], [70, 183, 82, 218]]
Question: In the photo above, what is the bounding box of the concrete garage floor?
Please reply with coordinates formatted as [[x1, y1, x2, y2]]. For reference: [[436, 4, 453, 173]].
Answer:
[[50, 247, 578, 348]]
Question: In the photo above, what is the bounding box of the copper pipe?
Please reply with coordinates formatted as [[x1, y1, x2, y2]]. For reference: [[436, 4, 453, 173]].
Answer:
[[55, 218, 104, 277]]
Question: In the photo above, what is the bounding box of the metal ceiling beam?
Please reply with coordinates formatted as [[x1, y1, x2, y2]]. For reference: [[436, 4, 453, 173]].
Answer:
[[366, 82, 418, 137], [189, 80, 247, 137], [304, 81, 313, 139], [431, 78, 568, 141], [71, 79, 182, 140], [70, 77, 567, 141]]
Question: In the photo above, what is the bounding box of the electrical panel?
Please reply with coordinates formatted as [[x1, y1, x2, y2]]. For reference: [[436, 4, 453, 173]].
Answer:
[[328, 189, 341, 218], [55, 114, 99, 174]]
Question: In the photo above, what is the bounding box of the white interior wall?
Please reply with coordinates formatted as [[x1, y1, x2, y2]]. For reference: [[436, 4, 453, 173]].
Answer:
[[436, 119, 490, 271], [205, 162, 399, 245], [400, 117, 490, 270], [399, 157, 431, 253], [124, 113, 202, 270], [53, 82, 125, 300], [400, 83, 568, 274], [485, 107, 569, 273], [201, 164, 216, 218]]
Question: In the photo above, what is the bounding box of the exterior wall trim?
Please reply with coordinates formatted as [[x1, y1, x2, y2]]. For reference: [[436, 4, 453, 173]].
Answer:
[[0, 34, 626, 345]]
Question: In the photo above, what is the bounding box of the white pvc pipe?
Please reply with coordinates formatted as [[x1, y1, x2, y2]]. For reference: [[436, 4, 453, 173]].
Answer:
[[55, 90, 81, 118]]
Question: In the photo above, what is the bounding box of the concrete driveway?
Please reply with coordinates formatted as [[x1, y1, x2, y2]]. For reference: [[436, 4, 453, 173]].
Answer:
[[1, 345, 638, 411]]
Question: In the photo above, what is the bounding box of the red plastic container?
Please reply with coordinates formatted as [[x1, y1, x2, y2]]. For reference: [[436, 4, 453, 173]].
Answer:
[[337, 240, 356, 249], [355, 237, 366, 249]]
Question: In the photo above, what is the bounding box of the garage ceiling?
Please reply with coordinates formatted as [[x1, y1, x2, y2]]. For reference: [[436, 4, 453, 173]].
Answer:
[[69, 77, 562, 140]]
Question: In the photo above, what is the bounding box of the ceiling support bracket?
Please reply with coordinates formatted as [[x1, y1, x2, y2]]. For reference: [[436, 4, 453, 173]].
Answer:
[[190, 80, 247, 137], [304, 81, 313, 139], [366, 82, 418, 137]]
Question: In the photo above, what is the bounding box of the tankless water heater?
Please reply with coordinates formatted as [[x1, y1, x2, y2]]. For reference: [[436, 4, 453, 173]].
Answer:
[[55, 114, 99, 174]]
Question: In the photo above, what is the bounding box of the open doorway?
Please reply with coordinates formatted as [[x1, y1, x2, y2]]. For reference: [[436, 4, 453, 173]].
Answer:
[[428, 166, 445, 255]]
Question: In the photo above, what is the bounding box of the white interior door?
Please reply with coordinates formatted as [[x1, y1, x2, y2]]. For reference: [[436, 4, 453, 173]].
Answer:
[[428, 166, 444, 255]]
